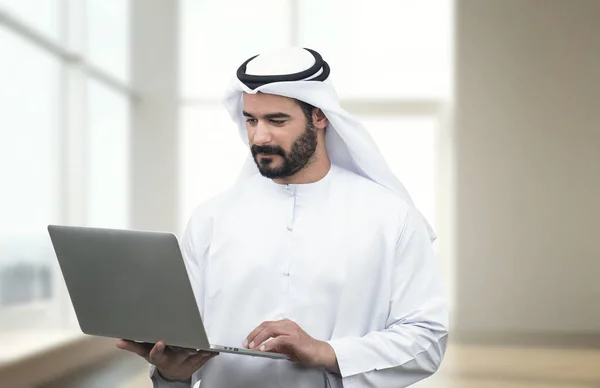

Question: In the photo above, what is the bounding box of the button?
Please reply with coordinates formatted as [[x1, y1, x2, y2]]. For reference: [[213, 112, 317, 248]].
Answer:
[[283, 185, 296, 196], [286, 226, 293, 231]]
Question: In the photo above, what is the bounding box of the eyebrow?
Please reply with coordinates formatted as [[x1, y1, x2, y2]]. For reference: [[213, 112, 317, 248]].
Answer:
[[243, 111, 291, 120]]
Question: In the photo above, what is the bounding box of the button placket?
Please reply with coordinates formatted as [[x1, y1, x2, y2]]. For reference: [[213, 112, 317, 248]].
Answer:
[[281, 186, 296, 316], [285, 185, 296, 232]]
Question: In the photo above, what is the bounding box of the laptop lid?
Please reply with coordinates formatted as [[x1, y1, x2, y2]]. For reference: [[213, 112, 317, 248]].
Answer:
[[47, 225, 211, 350]]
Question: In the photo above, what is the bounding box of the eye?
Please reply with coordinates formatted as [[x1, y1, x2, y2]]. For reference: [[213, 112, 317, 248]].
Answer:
[[246, 118, 258, 125], [270, 120, 286, 126]]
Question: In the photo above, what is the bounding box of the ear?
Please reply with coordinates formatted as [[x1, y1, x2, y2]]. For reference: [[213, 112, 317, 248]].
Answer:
[[312, 109, 329, 130]]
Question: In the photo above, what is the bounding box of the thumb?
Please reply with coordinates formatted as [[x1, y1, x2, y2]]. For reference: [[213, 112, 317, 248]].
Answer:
[[148, 341, 170, 366]]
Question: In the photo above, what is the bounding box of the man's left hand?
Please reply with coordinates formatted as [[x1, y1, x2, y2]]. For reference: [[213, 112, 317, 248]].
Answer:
[[244, 319, 340, 374]]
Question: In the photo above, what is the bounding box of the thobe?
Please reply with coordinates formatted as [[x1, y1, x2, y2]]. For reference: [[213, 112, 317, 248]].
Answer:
[[151, 163, 448, 387]]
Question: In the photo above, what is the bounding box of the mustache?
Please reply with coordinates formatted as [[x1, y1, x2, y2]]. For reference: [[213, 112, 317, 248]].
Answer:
[[251, 145, 285, 157]]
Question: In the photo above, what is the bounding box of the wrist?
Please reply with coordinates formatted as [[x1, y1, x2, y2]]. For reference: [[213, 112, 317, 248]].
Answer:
[[157, 368, 190, 383], [318, 341, 340, 374]]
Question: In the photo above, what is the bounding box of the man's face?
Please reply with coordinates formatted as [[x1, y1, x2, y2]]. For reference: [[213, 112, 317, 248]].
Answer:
[[243, 92, 317, 180]]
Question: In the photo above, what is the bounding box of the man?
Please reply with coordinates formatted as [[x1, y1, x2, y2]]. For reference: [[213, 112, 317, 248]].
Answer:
[[118, 47, 448, 387]]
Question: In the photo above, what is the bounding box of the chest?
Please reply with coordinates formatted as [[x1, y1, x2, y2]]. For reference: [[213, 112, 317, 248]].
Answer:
[[205, 194, 395, 294], [199, 187, 395, 338]]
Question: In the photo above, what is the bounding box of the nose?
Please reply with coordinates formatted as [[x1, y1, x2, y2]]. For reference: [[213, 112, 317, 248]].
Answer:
[[252, 122, 272, 145]]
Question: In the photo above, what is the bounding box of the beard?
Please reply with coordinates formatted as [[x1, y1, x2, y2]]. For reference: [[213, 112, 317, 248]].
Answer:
[[250, 122, 318, 180]]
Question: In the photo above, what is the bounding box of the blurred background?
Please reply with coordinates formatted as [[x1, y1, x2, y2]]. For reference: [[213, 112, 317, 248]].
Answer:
[[0, 0, 598, 387]]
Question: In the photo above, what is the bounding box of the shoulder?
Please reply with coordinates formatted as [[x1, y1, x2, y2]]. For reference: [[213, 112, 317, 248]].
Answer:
[[180, 181, 244, 253], [185, 187, 235, 228], [185, 174, 265, 228], [332, 166, 432, 241], [333, 166, 412, 215]]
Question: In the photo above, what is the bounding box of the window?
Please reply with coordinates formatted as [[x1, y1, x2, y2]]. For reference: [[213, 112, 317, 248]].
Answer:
[[86, 0, 130, 82], [0, 27, 61, 330], [180, 0, 291, 100], [179, 0, 453, 236], [86, 79, 130, 229], [297, 0, 453, 99], [0, 2, 132, 345], [179, 0, 454, 309]]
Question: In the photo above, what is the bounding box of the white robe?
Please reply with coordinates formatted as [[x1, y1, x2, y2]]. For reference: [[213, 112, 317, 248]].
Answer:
[[152, 164, 448, 388]]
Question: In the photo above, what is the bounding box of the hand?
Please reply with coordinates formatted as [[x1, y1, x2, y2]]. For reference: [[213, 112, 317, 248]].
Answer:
[[244, 319, 340, 373], [116, 339, 218, 382]]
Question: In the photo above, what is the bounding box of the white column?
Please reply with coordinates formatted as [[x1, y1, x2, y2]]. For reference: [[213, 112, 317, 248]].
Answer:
[[130, 0, 180, 232]]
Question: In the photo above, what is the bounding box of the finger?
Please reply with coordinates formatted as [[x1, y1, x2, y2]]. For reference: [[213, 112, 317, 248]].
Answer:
[[259, 336, 293, 353], [244, 321, 273, 348], [184, 351, 219, 370], [176, 348, 203, 365], [148, 341, 172, 366], [261, 336, 299, 362], [250, 322, 292, 350], [168, 345, 200, 361], [116, 340, 152, 359]]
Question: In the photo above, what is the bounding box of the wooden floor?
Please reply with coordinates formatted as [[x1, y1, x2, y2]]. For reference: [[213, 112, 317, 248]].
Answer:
[[415, 343, 600, 388], [41, 342, 600, 388]]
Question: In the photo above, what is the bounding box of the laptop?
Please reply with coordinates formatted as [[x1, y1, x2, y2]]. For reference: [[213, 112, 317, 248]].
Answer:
[[47, 224, 287, 360]]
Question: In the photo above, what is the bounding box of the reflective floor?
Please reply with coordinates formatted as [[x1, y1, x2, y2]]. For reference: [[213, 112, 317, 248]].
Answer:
[[41, 343, 600, 388]]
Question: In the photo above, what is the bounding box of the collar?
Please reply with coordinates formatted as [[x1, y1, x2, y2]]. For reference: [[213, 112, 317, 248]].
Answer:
[[265, 163, 338, 197]]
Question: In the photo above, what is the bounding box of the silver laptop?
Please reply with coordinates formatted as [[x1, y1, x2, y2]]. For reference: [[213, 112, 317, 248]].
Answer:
[[47, 224, 287, 360]]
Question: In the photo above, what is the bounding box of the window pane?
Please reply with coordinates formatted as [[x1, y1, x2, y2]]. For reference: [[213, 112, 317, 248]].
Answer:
[[180, 105, 248, 230], [0, 28, 61, 328], [358, 115, 437, 229], [0, 0, 60, 41], [180, 0, 291, 99], [86, 0, 129, 82], [86, 79, 130, 229], [298, 0, 452, 99]]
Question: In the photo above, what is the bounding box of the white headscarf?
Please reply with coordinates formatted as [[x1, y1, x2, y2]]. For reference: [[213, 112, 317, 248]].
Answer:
[[222, 47, 436, 241]]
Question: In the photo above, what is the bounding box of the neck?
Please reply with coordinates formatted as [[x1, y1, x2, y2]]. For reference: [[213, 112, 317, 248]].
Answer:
[[273, 140, 330, 185]]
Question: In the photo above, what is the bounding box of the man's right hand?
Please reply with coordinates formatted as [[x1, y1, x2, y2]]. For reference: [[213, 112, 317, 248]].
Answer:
[[117, 339, 218, 382]]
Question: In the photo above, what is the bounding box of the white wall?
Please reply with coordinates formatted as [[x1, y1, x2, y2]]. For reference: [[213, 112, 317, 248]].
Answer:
[[454, 0, 600, 336]]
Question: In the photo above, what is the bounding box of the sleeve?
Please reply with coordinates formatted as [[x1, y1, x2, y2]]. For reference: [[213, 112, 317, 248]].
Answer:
[[326, 207, 449, 388], [178, 205, 214, 319], [149, 365, 191, 388], [146, 205, 215, 386]]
